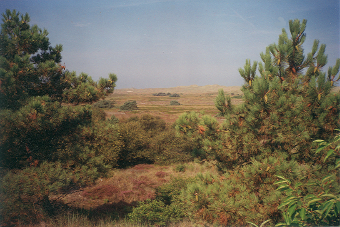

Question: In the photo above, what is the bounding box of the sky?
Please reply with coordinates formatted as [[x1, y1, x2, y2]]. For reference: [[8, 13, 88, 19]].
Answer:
[[0, 0, 339, 89]]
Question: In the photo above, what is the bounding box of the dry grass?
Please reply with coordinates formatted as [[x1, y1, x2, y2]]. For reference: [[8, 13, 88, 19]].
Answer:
[[105, 85, 243, 124], [51, 162, 219, 210], [36, 215, 216, 227], [44, 161, 219, 227]]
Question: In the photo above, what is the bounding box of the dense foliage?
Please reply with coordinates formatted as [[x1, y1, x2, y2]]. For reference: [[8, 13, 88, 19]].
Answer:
[[275, 132, 340, 226], [215, 19, 340, 166], [1, 9, 339, 227], [62, 71, 117, 104], [0, 9, 118, 226]]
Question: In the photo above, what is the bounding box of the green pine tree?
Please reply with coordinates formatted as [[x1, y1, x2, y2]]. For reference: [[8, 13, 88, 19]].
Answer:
[[216, 19, 340, 164], [0, 9, 118, 168], [0, 9, 67, 109]]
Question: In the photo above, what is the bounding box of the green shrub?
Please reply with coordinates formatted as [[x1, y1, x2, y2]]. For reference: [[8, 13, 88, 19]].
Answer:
[[129, 177, 192, 226], [128, 199, 186, 226], [0, 162, 100, 226], [108, 114, 119, 124], [152, 92, 167, 96], [275, 131, 340, 226], [63, 72, 117, 104], [91, 107, 106, 122], [55, 119, 123, 170], [169, 93, 180, 97], [178, 156, 316, 226], [0, 96, 92, 169], [92, 99, 115, 109], [151, 129, 194, 165], [62, 72, 100, 104], [120, 100, 138, 111], [170, 100, 181, 105], [129, 114, 166, 134], [119, 115, 193, 166], [175, 164, 186, 172], [174, 111, 221, 160], [117, 121, 153, 167], [156, 177, 193, 205]]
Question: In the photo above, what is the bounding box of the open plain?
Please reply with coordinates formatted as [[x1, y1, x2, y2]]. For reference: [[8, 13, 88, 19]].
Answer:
[[105, 85, 243, 124]]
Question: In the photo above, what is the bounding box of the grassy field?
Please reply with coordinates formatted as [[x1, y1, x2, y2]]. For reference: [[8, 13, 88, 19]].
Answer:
[[105, 85, 243, 124]]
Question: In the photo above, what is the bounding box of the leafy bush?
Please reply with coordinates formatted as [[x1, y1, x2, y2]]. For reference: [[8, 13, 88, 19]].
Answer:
[[129, 177, 192, 226], [117, 121, 153, 167], [175, 164, 186, 172], [174, 111, 221, 160], [128, 199, 186, 226], [56, 120, 123, 170], [156, 177, 193, 205], [91, 107, 106, 123], [0, 96, 92, 169], [170, 100, 181, 105], [275, 131, 340, 226], [178, 156, 318, 226], [129, 114, 166, 134], [118, 115, 194, 167], [92, 99, 115, 109], [0, 162, 100, 226], [108, 114, 119, 124], [169, 93, 180, 97], [120, 100, 138, 111]]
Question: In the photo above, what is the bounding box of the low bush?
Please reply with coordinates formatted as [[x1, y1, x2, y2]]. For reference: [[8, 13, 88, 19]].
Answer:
[[92, 99, 115, 109], [174, 111, 221, 160], [119, 115, 194, 166], [149, 129, 195, 165], [156, 177, 193, 205], [91, 107, 106, 122], [152, 92, 167, 96], [0, 96, 92, 169], [275, 131, 340, 226], [108, 114, 119, 124], [175, 155, 331, 226], [117, 121, 153, 167], [120, 100, 138, 111], [128, 114, 166, 135], [128, 199, 186, 226], [129, 177, 192, 226], [169, 93, 180, 97], [0, 162, 101, 226], [170, 100, 181, 105], [175, 164, 186, 172]]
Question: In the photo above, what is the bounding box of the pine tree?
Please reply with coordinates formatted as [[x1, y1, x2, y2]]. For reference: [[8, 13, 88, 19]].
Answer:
[[62, 71, 117, 104], [215, 89, 233, 116], [0, 9, 67, 109], [0, 9, 118, 109], [0, 9, 118, 168], [217, 19, 340, 164]]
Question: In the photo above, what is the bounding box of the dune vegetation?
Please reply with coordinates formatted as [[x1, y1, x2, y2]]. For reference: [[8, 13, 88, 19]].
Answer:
[[0, 9, 339, 227]]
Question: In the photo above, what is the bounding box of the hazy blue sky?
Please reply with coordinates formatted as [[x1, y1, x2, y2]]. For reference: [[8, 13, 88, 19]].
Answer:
[[1, 0, 339, 89]]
